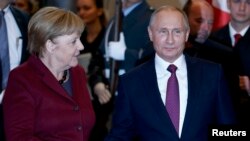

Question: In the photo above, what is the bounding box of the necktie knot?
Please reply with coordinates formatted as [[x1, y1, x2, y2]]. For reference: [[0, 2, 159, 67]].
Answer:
[[167, 64, 177, 73], [234, 33, 242, 46]]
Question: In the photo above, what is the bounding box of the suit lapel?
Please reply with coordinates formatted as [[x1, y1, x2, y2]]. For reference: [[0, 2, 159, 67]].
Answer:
[[42, 72, 72, 101], [10, 6, 30, 63], [141, 59, 179, 138], [237, 27, 250, 46], [29, 55, 75, 103], [181, 55, 203, 138], [224, 25, 232, 46]]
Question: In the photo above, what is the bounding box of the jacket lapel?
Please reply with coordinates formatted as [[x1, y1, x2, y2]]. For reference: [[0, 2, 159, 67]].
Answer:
[[29, 55, 75, 103], [181, 55, 203, 138], [10, 6, 30, 63]]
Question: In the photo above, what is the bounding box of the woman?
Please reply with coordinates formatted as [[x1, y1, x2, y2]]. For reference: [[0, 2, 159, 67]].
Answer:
[[76, 0, 107, 55], [76, 0, 112, 141], [3, 7, 95, 141], [76, 0, 111, 105]]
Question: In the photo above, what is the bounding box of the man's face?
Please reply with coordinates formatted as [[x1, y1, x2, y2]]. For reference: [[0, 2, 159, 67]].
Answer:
[[122, 0, 141, 8], [148, 10, 189, 63], [0, 0, 11, 9], [227, 0, 250, 26], [188, 2, 214, 43]]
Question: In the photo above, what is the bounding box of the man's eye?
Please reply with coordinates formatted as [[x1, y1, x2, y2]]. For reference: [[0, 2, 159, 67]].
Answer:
[[174, 30, 181, 33], [173, 29, 182, 35], [195, 19, 203, 24], [159, 30, 167, 34]]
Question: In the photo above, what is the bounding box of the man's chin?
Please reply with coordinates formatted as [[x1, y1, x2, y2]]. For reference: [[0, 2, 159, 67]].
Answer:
[[195, 38, 206, 44]]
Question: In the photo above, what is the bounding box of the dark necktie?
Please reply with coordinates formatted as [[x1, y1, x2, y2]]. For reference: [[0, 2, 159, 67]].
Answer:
[[234, 33, 242, 47], [166, 64, 179, 134], [0, 10, 10, 90]]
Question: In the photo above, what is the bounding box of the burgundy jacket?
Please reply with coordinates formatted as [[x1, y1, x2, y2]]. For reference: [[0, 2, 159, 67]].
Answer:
[[3, 55, 95, 141]]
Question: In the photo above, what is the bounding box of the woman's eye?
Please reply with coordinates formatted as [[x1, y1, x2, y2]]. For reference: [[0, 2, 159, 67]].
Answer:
[[72, 40, 77, 44]]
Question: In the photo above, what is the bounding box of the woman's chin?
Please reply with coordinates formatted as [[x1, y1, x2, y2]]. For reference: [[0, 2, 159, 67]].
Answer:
[[70, 60, 78, 67]]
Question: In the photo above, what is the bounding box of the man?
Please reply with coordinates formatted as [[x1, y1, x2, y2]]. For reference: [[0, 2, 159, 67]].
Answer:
[[184, 0, 214, 44], [211, 0, 250, 125], [101, 0, 153, 78], [41, 0, 76, 12], [105, 5, 236, 141], [183, 0, 240, 117], [183, 0, 233, 60], [0, 0, 30, 140]]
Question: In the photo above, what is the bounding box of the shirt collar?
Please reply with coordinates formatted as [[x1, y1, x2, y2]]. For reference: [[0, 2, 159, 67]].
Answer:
[[1, 5, 10, 14], [122, 1, 142, 17], [229, 22, 249, 37], [155, 54, 185, 77]]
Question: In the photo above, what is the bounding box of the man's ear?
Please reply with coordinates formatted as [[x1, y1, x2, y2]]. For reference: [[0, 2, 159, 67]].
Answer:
[[45, 39, 56, 53], [185, 29, 190, 42], [148, 26, 153, 41]]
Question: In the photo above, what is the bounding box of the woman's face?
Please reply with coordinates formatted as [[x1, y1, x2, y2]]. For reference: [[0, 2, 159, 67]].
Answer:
[[76, 0, 102, 25], [49, 32, 84, 69]]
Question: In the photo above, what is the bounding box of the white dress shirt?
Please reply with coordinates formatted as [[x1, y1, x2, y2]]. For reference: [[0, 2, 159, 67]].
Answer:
[[155, 54, 188, 137], [229, 22, 249, 46], [0, 6, 23, 102]]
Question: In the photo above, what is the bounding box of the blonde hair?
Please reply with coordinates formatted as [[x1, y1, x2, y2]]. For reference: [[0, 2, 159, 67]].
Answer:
[[28, 6, 85, 57]]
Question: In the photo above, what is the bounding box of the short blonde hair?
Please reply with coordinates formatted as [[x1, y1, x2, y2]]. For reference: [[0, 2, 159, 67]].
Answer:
[[28, 6, 84, 57]]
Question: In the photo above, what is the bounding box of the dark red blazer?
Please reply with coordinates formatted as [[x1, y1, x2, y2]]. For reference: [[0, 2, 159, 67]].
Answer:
[[3, 55, 95, 141]]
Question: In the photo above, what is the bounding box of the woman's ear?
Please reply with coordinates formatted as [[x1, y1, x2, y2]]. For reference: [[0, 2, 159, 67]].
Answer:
[[45, 39, 56, 53]]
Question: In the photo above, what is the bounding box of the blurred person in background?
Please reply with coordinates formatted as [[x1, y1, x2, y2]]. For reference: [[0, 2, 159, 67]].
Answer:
[[11, 0, 40, 15], [11, 0, 33, 15], [41, 0, 77, 12], [0, 0, 30, 140], [76, 0, 112, 140], [101, 0, 153, 75], [211, 0, 250, 126], [3, 6, 95, 141], [183, 0, 240, 118], [94, 0, 154, 105]]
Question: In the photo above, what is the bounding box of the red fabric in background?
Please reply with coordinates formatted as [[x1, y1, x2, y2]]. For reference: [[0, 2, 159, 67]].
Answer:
[[207, 0, 231, 31]]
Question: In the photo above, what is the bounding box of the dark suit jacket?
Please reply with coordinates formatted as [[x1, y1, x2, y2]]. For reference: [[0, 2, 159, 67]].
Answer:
[[3, 55, 95, 141], [211, 24, 250, 76], [10, 6, 30, 63], [234, 27, 250, 76], [105, 55, 236, 141], [184, 36, 240, 112], [0, 6, 30, 141], [100, 0, 153, 71], [212, 24, 250, 126], [0, 6, 29, 91]]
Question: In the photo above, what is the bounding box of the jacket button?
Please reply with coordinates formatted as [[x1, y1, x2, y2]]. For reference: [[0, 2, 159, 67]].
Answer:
[[73, 105, 79, 111], [77, 125, 82, 131]]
